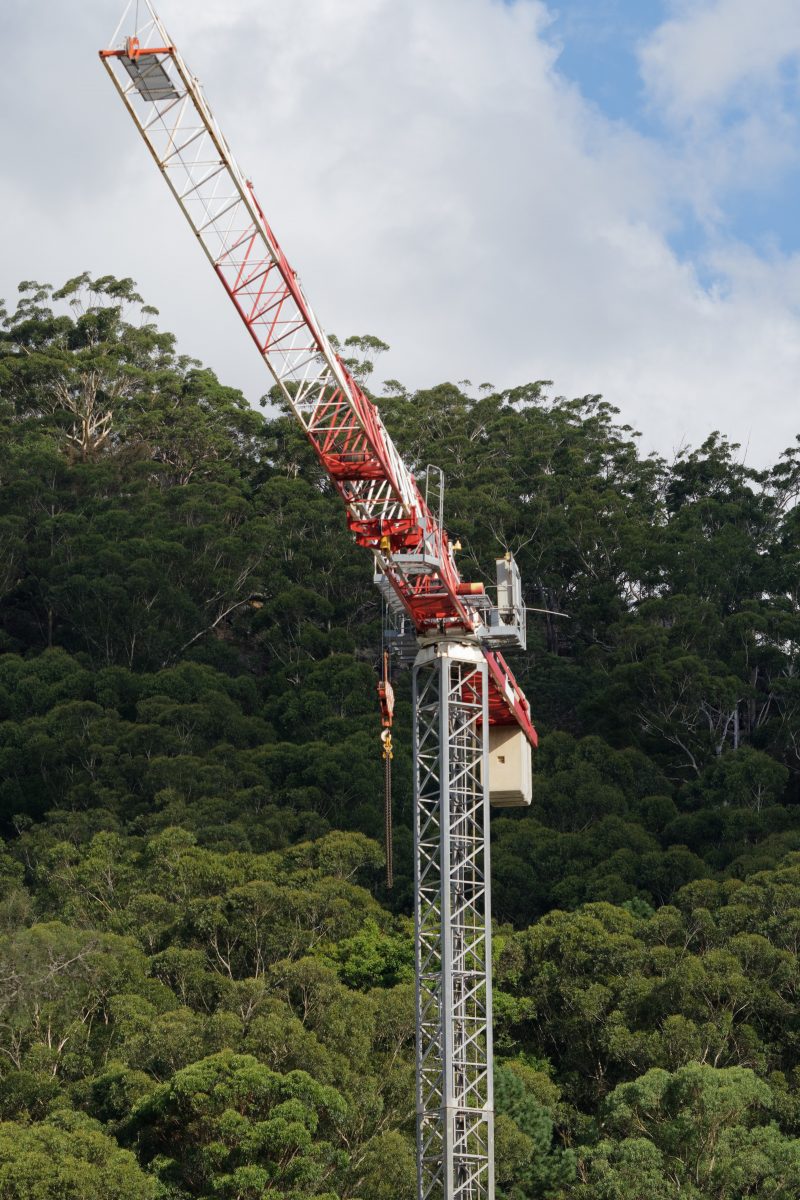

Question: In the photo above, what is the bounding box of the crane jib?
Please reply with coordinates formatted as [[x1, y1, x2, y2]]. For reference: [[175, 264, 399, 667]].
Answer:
[[99, 9, 537, 751]]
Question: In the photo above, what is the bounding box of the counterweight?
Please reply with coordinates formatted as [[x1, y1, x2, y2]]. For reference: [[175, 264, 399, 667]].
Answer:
[[99, 6, 538, 1195]]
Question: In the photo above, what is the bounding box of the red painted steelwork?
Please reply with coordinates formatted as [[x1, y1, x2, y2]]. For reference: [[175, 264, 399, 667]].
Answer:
[[99, 32, 538, 749]]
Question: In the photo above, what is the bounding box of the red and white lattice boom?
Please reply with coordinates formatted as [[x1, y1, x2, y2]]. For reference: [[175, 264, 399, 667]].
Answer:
[[99, 1, 537, 750]]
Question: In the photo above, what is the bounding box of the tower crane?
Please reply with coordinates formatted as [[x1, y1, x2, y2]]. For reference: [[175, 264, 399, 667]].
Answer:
[[99, 7, 537, 1196]]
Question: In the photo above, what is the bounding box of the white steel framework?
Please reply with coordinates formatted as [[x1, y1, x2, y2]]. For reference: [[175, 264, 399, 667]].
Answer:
[[99, 2, 467, 637], [414, 644, 494, 1200]]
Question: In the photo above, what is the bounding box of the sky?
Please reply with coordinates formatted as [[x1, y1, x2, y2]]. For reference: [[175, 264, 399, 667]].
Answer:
[[2, 0, 799, 466]]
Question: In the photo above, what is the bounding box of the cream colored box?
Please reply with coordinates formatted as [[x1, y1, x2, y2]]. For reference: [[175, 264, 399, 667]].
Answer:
[[488, 726, 532, 807]]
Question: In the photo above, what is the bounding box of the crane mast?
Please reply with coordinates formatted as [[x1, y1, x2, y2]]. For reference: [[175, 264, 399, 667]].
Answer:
[[99, 7, 538, 1196]]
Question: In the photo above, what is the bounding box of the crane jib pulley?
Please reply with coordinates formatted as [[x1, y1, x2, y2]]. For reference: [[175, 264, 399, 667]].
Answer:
[[98, 2, 538, 751]]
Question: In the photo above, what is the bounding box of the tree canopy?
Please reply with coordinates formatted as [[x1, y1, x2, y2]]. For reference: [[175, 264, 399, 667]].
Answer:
[[1, 273, 799, 1197]]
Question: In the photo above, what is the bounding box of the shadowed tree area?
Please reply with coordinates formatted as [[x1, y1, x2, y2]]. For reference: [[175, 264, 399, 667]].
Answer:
[[1, 275, 799, 1196]]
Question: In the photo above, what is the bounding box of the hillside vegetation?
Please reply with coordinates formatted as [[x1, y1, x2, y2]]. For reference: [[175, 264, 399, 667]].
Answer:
[[1, 274, 799, 1198]]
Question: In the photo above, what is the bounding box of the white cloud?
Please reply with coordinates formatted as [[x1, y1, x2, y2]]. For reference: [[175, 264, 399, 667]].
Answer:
[[636, 1, 800, 240], [0, 0, 798, 468], [640, 0, 800, 125]]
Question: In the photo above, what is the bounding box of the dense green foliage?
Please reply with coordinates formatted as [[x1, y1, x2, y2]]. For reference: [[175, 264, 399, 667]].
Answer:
[[1, 275, 799, 1196]]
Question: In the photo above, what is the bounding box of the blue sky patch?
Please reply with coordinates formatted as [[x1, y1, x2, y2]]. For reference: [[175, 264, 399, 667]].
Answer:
[[543, 0, 667, 129], [718, 166, 800, 257], [534, 0, 800, 263]]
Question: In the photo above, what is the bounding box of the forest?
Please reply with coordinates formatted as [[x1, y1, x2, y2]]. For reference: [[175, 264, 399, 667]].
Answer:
[[0, 272, 799, 1198]]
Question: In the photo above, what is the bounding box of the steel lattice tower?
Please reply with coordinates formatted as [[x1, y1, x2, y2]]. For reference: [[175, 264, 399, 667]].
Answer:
[[414, 644, 494, 1200]]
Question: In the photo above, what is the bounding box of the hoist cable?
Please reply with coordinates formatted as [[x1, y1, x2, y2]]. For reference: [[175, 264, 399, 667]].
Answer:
[[384, 747, 393, 890]]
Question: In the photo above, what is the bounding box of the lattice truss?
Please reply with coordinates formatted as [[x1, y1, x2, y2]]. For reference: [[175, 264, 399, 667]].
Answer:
[[414, 645, 495, 1200], [100, 2, 542, 742], [100, 3, 454, 587]]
